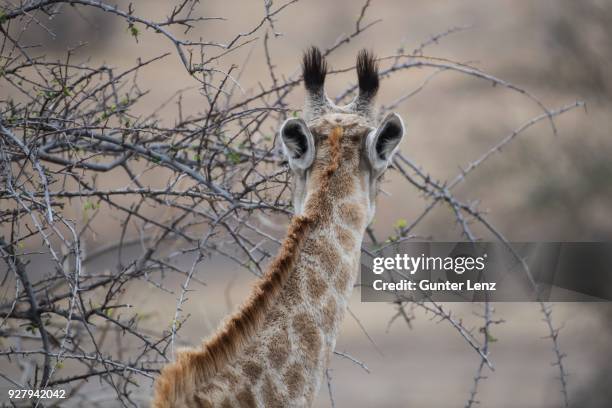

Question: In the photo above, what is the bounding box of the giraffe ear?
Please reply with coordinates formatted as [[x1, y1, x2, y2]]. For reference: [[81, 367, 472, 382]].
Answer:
[[280, 118, 315, 170], [366, 112, 405, 171]]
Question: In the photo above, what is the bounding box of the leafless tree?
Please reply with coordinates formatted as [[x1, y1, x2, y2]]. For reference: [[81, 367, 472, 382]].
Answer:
[[0, 1, 583, 406]]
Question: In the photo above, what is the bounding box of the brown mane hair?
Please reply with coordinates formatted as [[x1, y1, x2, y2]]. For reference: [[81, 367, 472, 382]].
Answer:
[[153, 127, 344, 406]]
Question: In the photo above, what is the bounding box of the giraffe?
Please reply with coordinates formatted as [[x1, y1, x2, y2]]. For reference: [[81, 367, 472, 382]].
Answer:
[[153, 47, 405, 408]]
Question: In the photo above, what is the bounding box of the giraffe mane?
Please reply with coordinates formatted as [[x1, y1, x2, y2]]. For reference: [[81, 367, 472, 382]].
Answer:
[[153, 127, 344, 406]]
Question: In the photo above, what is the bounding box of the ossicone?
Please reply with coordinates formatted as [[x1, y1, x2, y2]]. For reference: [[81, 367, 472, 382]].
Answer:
[[356, 49, 379, 99], [302, 47, 327, 94]]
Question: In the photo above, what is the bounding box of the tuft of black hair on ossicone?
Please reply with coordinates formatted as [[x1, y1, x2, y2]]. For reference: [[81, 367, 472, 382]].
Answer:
[[356, 49, 379, 97], [302, 46, 327, 93]]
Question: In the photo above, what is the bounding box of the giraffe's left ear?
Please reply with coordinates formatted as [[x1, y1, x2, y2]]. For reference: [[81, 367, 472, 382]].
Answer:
[[366, 112, 405, 172], [280, 117, 315, 171]]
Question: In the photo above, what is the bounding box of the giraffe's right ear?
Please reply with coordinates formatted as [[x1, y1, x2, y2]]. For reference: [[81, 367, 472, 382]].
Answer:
[[280, 118, 315, 171], [366, 112, 405, 172]]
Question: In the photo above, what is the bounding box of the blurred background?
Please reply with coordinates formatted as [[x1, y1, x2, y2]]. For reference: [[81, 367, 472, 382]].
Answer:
[[2, 0, 612, 406]]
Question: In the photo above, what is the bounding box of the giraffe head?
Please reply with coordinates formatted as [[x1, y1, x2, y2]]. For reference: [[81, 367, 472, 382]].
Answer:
[[280, 47, 405, 225]]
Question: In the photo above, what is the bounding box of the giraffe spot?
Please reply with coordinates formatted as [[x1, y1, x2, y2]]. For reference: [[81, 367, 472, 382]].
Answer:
[[282, 265, 303, 307], [268, 325, 290, 370], [293, 313, 322, 368], [236, 387, 257, 408], [303, 236, 340, 271], [334, 262, 353, 292], [219, 369, 239, 387], [243, 344, 258, 358], [342, 142, 360, 161], [285, 362, 305, 399], [307, 269, 327, 301], [349, 133, 363, 143], [241, 361, 262, 384], [262, 375, 285, 408], [220, 398, 233, 408], [200, 382, 222, 396], [329, 173, 355, 200], [303, 167, 336, 220], [193, 394, 213, 408], [335, 226, 356, 252], [338, 202, 365, 230], [322, 297, 337, 332], [266, 308, 285, 325], [304, 187, 334, 222]]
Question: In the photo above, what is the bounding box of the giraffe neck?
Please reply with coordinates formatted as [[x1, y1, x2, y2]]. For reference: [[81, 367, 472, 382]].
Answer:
[[264, 191, 367, 405], [231, 121, 370, 404]]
